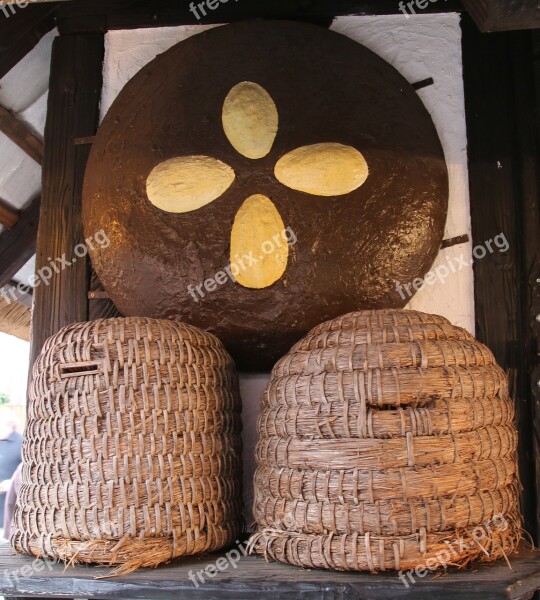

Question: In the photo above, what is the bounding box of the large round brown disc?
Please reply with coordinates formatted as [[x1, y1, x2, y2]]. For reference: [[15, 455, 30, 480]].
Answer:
[[83, 21, 448, 371]]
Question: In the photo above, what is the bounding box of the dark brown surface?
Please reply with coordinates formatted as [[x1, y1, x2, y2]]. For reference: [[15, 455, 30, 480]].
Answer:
[[0, 104, 43, 165], [0, 3, 58, 79], [30, 33, 104, 369], [83, 21, 448, 371], [0, 200, 20, 229], [462, 0, 540, 32], [88, 269, 122, 321], [0, 544, 539, 600], [441, 234, 470, 249], [462, 16, 540, 541], [0, 197, 40, 290], [533, 30, 540, 549], [53, 0, 463, 35]]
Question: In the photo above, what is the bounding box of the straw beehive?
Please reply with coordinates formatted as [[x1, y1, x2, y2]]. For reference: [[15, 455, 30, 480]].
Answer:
[[251, 309, 521, 572], [12, 318, 243, 573]]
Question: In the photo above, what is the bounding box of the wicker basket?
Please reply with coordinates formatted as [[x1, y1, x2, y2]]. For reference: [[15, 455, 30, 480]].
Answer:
[[251, 309, 521, 572], [12, 317, 243, 573]]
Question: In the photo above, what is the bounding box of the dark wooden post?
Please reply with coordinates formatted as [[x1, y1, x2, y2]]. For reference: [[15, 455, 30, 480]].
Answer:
[[30, 33, 104, 369], [462, 16, 540, 541]]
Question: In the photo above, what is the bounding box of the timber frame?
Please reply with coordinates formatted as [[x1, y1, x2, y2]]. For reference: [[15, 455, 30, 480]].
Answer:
[[0, 2, 538, 599]]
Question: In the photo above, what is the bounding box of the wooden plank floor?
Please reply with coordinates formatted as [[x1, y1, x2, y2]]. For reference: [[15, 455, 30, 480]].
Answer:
[[0, 543, 539, 599]]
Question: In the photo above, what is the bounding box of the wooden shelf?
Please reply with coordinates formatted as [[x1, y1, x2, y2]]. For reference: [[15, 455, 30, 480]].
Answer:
[[0, 543, 539, 599]]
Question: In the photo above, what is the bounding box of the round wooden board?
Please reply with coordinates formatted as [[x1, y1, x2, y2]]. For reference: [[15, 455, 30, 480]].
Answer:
[[83, 21, 448, 371]]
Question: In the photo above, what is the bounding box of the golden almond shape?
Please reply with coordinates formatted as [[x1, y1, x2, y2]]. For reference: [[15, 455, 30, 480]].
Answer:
[[275, 143, 369, 196], [222, 82, 278, 159], [146, 156, 235, 213], [230, 194, 288, 289]]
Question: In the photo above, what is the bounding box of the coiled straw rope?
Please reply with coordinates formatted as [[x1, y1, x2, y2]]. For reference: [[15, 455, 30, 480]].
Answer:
[[251, 310, 522, 571], [12, 317, 243, 573]]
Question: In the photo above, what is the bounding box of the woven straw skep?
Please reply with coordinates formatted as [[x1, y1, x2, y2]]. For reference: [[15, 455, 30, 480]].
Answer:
[[251, 309, 522, 572], [12, 317, 243, 573]]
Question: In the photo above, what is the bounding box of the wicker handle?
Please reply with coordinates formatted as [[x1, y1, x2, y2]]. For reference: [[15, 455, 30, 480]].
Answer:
[[59, 360, 103, 379]]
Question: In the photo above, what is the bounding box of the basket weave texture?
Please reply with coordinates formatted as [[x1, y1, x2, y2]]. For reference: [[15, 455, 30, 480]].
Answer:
[[251, 310, 521, 572], [12, 317, 243, 573]]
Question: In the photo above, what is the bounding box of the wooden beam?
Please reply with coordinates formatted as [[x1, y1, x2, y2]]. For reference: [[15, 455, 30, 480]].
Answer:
[[30, 33, 104, 367], [0, 104, 43, 165], [54, 0, 463, 34], [0, 199, 19, 229], [462, 15, 540, 541], [0, 3, 58, 79], [462, 0, 540, 32], [532, 26, 540, 557], [0, 196, 39, 290], [0, 280, 32, 308]]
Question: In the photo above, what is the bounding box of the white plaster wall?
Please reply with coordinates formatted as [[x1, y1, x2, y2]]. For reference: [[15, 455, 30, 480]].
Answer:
[[102, 15, 473, 518], [332, 15, 473, 333]]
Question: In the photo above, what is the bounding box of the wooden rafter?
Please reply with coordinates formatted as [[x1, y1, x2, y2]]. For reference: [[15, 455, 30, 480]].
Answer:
[[0, 3, 58, 79], [0, 280, 32, 308], [462, 0, 540, 32], [0, 199, 19, 229], [0, 196, 40, 290], [0, 104, 43, 165], [52, 0, 463, 34]]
